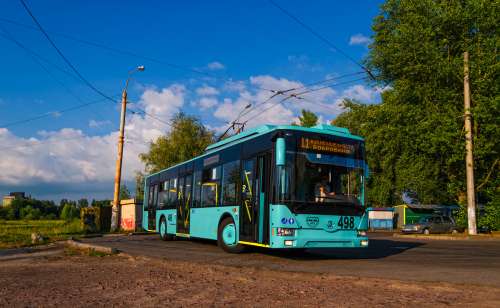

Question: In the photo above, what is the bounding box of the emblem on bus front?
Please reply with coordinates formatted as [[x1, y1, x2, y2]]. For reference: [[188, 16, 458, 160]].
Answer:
[[306, 216, 319, 227]]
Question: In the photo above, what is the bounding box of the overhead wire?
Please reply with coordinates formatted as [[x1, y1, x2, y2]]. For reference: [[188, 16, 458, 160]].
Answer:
[[239, 77, 367, 126], [268, 0, 376, 80], [19, 0, 117, 104], [0, 25, 115, 126]]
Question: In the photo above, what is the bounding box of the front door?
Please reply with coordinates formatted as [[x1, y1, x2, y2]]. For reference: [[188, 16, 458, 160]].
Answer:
[[240, 155, 269, 243], [176, 175, 192, 235], [148, 184, 158, 230]]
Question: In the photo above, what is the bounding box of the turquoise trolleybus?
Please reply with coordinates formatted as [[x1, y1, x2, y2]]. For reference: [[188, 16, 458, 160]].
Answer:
[[143, 124, 369, 253]]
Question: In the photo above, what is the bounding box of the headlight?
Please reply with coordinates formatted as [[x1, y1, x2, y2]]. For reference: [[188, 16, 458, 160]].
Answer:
[[276, 228, 295, 236], [357, 230, 367, 237]]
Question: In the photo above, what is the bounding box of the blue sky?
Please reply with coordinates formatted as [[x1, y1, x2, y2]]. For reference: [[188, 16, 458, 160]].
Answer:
[[0, 0, 384, 201]]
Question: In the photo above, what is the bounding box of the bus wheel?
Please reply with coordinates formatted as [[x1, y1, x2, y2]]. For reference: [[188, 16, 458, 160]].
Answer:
[[217, 217, 244, 253], [159, 216, 173, 241]]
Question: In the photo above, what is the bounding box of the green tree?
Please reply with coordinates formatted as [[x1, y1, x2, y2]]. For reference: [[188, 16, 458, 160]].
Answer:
[[293, 109, 319, 127], [335, 0, 499, 216], [60, 203, 79, 221], [77, 198, 89, 209], [139, 112, 214, 173], [119, 184, 131, 200], [135, 171, 145, 202]]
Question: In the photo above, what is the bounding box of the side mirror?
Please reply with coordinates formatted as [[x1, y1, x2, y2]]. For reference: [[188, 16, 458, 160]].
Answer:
[[364, 165, 370, 179], [276, 137, 285, 166]]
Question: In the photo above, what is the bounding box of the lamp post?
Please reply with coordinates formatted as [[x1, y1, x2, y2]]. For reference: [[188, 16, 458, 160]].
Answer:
[[111, 66, 145, 232]]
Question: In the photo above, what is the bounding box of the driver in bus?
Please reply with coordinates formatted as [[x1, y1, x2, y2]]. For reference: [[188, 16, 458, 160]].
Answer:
[[314, 175, 335, 203]]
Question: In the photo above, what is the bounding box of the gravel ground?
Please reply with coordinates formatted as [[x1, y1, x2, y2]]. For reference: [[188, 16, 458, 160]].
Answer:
[[0, 250, 499, 307]]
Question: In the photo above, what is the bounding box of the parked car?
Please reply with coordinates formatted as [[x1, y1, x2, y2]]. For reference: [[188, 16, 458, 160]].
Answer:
[[401, 215, 464, 235]]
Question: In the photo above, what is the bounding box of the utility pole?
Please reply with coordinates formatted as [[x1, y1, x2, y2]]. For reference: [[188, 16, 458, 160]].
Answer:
[[110, 89, 127, 232], [463, 51, 477, 235], [111, 66, 145, 232]]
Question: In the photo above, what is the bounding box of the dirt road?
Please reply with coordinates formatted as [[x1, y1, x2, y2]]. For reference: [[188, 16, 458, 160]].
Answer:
[[1, 249, 499, 307]]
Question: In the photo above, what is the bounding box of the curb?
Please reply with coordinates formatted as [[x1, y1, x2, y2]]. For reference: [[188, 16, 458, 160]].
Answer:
[[65, 239, 118, 254], [393, 233, 500, 241]]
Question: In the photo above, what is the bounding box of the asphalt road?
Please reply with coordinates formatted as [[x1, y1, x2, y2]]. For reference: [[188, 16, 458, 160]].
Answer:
[[83, 233, 500, 287]]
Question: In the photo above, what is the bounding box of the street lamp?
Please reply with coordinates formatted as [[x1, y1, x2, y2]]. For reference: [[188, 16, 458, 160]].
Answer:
[[111, 65, 145, 232]]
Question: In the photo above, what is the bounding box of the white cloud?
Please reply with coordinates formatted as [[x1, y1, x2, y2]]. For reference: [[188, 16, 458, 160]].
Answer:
[[89, 119, 111, 128], [207, 61, 225, 70], [341, 84, 385, 103], [223, 80, 246, 92], [198, 97, 218, 110], [349, 34, 372, 46], [196, 85, 219, 96], [0, 84, 185, 198]]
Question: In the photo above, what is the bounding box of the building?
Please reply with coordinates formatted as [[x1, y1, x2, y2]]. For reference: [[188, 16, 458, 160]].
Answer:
[[2, 192, 26, 207]]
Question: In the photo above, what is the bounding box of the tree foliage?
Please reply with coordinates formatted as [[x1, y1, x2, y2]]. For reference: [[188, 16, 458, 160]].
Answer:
[[295, 109, 319, 127], [139, 113, 214, 173], [334, 0, 499, 219]]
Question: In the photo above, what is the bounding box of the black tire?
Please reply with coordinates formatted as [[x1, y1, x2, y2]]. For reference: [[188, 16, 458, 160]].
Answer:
[[217, 217, 244, 253], [159, 216, 174, 241]]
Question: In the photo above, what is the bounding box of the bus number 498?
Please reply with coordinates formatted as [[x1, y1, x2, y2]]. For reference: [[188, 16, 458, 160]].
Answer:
[[338, 216, 355, 229]]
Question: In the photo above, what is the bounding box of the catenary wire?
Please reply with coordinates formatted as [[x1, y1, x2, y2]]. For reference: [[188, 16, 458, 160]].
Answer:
[[268, 0, 375, 80]]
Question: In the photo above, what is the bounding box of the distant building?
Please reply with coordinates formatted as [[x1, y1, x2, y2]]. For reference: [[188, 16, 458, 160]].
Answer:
[[2, 192, 27, 207]]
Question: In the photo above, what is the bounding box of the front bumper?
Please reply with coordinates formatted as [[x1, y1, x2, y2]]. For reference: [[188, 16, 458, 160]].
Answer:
[[270, 229, 369, 249]]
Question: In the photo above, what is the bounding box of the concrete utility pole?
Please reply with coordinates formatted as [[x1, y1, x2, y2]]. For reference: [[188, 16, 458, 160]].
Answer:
[[463, 51, 477, 235], [111, 66, 145, 232]]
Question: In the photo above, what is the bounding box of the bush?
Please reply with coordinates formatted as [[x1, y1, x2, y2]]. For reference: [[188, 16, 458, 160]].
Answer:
[[60, 204, 80, 221]]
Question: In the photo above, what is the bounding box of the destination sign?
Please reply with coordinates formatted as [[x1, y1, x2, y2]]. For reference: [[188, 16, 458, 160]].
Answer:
[[299, 137, 355, 155]]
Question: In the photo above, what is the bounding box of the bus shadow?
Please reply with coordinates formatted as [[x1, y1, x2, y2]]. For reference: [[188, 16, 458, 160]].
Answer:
[[251, 238, 424, 260]]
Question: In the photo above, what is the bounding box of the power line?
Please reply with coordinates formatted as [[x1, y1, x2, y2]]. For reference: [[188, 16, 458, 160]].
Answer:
[[0, 26, 114, 126], [268, 0, 375, 80], [239, 76, 365, 122], [0, 96, 118, 128], [19, 0, 117, 104], [0, 16, 222, 82]]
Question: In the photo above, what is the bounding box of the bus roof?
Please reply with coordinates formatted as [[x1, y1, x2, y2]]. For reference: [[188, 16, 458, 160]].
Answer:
[[146, 124, 363, 178]]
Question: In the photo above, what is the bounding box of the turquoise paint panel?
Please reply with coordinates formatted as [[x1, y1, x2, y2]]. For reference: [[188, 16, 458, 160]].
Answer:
[[275, 137, 285, 166], [156, 209, 176, 234], [269, 204, 368, 249], [189, 206, 239, 240]]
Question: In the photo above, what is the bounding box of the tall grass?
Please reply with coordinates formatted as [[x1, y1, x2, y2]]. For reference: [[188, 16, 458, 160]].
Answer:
[[0, 219, 83, 249]]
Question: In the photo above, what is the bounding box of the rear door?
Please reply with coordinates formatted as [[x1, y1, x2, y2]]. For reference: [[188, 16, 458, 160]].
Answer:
[[176, 175, 192, 235], [148, 184, 158, 230]]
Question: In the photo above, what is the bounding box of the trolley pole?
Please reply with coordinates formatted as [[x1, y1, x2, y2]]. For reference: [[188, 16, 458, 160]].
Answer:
[[111, 66, 145, 232], [463, 51, 477, 235]]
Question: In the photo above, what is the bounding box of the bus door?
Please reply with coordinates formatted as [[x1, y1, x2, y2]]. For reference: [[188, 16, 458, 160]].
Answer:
[[240, 154, 270, 243], [148, 184, 158, 230], [176, 174, 192, 235]]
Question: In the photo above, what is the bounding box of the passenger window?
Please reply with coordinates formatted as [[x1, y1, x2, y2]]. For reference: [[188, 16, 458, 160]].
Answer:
[[158, 181, 169, 208], [178, 177, 185, 205], [193, 171, 202, 208], [168, 178, 178, 207], [185, 175, 193, 206], [152, 184, 159, 208], [201, 166, 221, 207], [222, 161, 240, 206], [148, 186, 154, 208]]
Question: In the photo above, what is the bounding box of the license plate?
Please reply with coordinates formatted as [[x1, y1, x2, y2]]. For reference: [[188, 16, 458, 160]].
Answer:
[[337, 216, 355, 229]]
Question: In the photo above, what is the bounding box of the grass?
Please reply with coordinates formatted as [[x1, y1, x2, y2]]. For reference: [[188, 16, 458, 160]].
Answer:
[[0, 219, 83, 249]]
